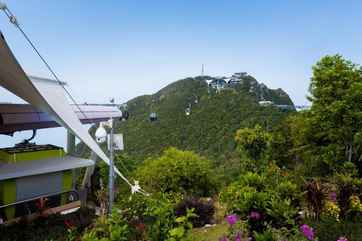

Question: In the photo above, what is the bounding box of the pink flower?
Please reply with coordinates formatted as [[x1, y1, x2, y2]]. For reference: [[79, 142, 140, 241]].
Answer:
[[220, 237, 229, 241], [337, 238, 347, 241], [235, 232, 241, 241], [249, 211, 261, 220], [226, 214, 238, 226], [300, 224, 315, 240]]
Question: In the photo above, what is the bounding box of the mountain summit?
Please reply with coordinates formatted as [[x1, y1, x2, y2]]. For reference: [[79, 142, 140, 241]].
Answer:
[[116, 73, 294, 163]]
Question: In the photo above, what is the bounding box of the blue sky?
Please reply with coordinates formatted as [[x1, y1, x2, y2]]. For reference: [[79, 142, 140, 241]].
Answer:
[[0, 0, 361, 147]]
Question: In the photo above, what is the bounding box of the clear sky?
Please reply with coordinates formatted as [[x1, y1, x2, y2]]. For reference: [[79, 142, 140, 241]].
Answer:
[[0, 0, 361, 148]]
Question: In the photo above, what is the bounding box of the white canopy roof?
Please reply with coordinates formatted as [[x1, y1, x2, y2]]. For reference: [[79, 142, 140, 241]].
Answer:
[[0, 155, 94, 181], [0, 102, 122, 134], [0, 32, 131, 187]]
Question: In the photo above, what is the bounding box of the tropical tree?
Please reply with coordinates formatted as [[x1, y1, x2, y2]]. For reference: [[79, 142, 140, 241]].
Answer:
[[307, 55, 362, 175], [235, 124, 271, 161]]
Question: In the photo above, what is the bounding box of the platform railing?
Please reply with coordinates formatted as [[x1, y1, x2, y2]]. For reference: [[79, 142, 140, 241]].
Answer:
[[0, 189, 80, 209]]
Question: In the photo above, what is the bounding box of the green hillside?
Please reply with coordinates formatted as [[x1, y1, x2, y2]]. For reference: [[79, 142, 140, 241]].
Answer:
[[116, 74, 295, 164]]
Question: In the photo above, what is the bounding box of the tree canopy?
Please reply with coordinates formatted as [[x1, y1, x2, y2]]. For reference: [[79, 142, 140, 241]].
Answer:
[[307, 55, 362, 174], [133, 147, 219, 197]]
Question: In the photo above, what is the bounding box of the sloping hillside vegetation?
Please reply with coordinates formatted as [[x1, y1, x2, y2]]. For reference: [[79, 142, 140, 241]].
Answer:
[[116, 75, 294, 164]]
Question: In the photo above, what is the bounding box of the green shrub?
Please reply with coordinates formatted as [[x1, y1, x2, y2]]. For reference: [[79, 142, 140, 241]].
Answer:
[[116, 192, 194, 241], [133, 147, 219, 197], [308, 217, 362, 241], [82, 211, 132, 241], [235, 125, 271, 162], [220, 168, 301, 235], [167, 209, 196, 241], [333, 174, 362, 219], [258, 226, 310, 241]]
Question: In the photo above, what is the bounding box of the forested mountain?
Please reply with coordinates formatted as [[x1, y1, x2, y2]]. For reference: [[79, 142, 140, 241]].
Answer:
[[115, 74, 295, 164]]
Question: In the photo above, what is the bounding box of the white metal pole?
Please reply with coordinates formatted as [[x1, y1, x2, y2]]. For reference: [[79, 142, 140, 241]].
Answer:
[[109, 117, 114, 214]]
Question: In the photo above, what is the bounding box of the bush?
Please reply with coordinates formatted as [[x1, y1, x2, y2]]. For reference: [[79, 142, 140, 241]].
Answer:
[[308, 217, 362, 241], [133, 147, 219, 197], [116, 192, 193, 241], [255, 226, 311, 241], [333, 174, 362, 220], [175, 197, 215, 227], [220, 166, 301, 235], [82, 210, 132, 241], [235, 125, 271, 162], [304, 179, 328, 219], [116, 193, 176, 241]]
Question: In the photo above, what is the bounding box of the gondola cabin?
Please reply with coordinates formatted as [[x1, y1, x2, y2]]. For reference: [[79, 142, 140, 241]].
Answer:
[[0, 144, 94, 223], [0, 29, 124, 224], [0, 101, 122, 224]]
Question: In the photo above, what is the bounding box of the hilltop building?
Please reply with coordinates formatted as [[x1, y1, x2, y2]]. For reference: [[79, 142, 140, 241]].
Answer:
[[258, 100, 274, 106], [295, 105, 310, 112], [207, 72, 249, 90], [228, 72, 248, 86], [209, 79, 227, 90]]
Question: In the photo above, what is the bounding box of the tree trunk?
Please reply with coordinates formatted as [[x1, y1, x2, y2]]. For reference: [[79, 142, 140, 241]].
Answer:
[[348, 144, 353, 162]]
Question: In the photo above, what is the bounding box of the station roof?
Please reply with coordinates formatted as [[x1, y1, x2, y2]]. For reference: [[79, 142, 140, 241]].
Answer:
[[0, 155, 94, 181], [0, 103, 122, 134]]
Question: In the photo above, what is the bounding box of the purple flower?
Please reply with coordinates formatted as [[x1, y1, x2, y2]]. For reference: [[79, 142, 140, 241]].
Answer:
[[300, 224, 314, 240], [337, 238, 347, 241], [226, 214, 238, 226], [247, 237, 253, 241], [329, 192, 337, 202], [220, 237, 229, 241], [235, 232, 242, 241], [249, 211, 261, 220]]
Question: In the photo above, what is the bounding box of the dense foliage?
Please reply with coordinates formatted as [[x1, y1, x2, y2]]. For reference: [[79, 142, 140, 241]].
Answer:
[[115, 75, 294, 165], [308, 55, 362, 175], [133, 147, 219, 197], [215, 55, 362, 241]]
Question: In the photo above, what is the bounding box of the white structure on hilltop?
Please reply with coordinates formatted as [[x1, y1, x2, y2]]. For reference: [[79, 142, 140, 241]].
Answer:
[[209, 79, 227, 90], [295, 105, 311, 112], [258, 100, 274, 106]]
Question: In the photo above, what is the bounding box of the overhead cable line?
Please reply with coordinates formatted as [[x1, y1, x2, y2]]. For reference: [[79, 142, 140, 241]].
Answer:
[[0, 3, 87, 119]]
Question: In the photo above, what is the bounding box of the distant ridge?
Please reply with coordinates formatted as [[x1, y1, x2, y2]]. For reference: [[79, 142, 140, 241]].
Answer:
[[114, 73, 295, 164]]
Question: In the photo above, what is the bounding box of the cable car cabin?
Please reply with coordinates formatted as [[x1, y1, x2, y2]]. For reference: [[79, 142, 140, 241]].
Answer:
[[149, 112, 157, 122], [0, 102, 122, 224], [0, 26, 125, 224], [121, 110, 129, 121], [0, 143, 94, 224], [185, 107, 191, 116]]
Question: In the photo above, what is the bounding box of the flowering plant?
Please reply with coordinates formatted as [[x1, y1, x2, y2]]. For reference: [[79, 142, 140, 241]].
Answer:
[[226, 214, 238, 226], [337, 238, 347, 241], [300, 224, 314, 240], [323, 201, 340, 221], [220, 214, 249, 241]]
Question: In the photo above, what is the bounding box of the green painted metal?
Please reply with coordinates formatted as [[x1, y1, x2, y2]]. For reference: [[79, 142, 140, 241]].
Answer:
[[61, 170, 73, 205], [0, 180, 16, 220], [0, 144, 85, 219], [0, 149, 65, 163]]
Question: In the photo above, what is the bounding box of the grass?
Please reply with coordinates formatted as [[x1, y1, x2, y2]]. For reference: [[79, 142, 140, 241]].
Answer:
[[191, 223, 228, 241]]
